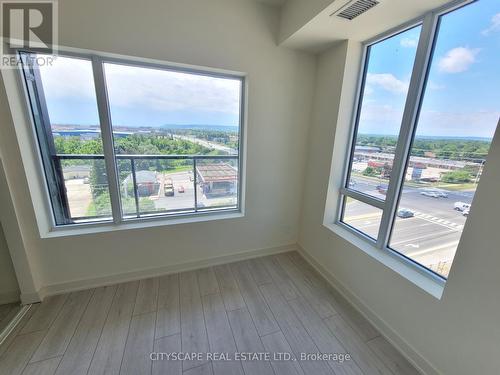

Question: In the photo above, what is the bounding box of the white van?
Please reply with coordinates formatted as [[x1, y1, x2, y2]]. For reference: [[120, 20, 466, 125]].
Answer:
[[454, 202, 471, 211]]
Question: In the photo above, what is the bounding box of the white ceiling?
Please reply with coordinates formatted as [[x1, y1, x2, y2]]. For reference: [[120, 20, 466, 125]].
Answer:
[[254, 0, 288, 7], [280, 0, 455, 52]]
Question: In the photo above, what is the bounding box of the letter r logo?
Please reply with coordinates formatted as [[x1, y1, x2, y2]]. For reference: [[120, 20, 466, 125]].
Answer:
[[1, 1, 56, 52]]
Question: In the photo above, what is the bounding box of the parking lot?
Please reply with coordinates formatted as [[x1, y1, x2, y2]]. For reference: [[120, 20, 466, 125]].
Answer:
[[152, 171, 237, 212], [344, 175, 474, 277]]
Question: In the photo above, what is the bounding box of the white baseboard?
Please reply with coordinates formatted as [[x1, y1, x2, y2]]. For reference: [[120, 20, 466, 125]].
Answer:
[[0, 290, 20, 305], [296, 244, 441, 375], [20, 291, 42, 305], [37, 243, 298, 300]]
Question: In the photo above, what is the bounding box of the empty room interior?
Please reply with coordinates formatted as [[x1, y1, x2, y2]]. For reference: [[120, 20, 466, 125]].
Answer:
[[0, 0, 499, 374]]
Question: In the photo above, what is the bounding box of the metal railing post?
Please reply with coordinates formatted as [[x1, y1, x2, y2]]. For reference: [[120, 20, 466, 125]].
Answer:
[[130, 158, 140, 217], [193, 157, 198, 212]]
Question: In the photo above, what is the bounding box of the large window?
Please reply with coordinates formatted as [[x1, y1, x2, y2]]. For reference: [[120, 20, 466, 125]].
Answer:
[[19, 52, 244, 226], [340, 0, 499, 279]]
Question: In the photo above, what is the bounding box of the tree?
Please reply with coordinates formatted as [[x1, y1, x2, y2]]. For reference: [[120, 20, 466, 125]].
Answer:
[[441, 170, 471, 183], [363, 166, 379, 177]]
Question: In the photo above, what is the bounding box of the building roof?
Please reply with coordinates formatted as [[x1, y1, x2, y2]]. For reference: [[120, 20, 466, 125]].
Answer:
[[124, 170, 157, 184], [196, 163, 237, 183]]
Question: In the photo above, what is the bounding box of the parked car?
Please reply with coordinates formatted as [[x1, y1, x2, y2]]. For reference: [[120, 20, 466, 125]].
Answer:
[[178, 185, 185, 193], [420, 191, 440, 198], [348, 180, 356, 188], [433, 190, 448, 198], [462, 208, 470, 216], [454, 202, 471, 211], [397, 208, 415, 218], [83, 177, 90, 184]]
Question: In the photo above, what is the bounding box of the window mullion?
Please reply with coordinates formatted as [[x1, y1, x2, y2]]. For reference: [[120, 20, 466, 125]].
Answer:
[[376, 13, 439, 249], [340, 187, 385, 210], [91, 56, 123, 224]]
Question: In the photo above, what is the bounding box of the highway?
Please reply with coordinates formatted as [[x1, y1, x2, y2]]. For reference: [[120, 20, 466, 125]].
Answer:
[[171, 134, 238, 155], [343, 175, 475, 277]]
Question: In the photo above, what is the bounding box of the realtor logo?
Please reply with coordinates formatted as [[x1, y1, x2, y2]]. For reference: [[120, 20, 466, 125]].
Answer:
[[1, 1, 57, 67]]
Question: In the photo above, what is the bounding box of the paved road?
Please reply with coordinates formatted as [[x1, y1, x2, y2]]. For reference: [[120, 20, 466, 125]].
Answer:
[[172, 134, 238, 155], [344, 175, 476, 277]]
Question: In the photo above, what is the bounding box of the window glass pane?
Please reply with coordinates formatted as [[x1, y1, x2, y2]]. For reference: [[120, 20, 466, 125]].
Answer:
[[341, 197, 382, 240], [103, 62, 242, 219], [347, 25, 421, 200], [117, 158, 196, 218], [196, 158, 238, 210], [36, 56, 112, 223], [390, 0, 500, 278]]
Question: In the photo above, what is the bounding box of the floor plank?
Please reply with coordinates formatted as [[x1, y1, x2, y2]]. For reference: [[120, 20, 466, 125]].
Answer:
[[184, 362, 214, 375], [367, 336, 420, 375], [290, 252, 380, 341], [328, 290, 381, 342], [276, 253, 337, 318], [213, 265, 245, 312], [133, 277, 159, 316], [180, 271, 209, 371], [88, 281, 139, 375], [0, 330, 45, 375], [202, 293, 244, 375], [197, 267, 220, 296], [156, 273, 180, 339], [260, 331, 304, 375], [30, 289, 93, 363], [260, 256, 299, 300], [55, 285, 117, 375], [245, 258, 273, 285], [0, 304, 39, 358], [120, 311, 155, 375], [324, 314, 392, 375], [288, 297, 364, 375], [259, 282, 333, 375], [230, 261, 279, 336], [22, 356, 61, 375], [0, 303, 21, 333], [152, 334, 182, 375], [227, 308, 274, 375], [20, 295, 68, 335]]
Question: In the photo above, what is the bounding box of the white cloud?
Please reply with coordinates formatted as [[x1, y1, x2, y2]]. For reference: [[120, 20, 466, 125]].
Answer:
[[366, 73, 408, 94], [39, 56, 97, 100], [103, 63, 241, 115], [438, 47, 480, 74], [38, 56, 241, 116], [482, 12, 500, 36], [400, 37, 418, 48]]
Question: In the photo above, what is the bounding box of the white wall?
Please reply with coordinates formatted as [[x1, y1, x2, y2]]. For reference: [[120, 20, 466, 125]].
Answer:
[[299, 40, 500, 375], [0, 223, 19, 304], [0, 0, 316, 294]]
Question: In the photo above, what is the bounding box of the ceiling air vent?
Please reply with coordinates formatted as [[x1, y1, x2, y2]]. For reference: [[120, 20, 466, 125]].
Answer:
[[332, 0, 380, 20]]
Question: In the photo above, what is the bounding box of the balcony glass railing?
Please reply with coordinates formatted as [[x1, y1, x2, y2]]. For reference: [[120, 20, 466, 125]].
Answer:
[[56, 154, 239, 222]]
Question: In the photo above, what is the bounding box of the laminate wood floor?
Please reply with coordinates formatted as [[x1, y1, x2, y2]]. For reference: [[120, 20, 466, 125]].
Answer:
[[0, 251, 420, 375], [0, 302, 21, 333]]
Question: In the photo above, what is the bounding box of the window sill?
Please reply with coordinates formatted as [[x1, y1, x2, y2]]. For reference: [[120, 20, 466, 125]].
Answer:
[[42, 209, 244, 238], [323, 221, 445, 300]]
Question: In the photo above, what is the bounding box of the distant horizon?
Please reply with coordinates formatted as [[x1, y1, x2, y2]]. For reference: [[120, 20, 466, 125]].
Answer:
[[356, 133, 493, 142], [51, 123, 239, 129]]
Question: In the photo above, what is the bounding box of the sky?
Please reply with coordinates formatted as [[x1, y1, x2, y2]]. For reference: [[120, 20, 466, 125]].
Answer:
[[358, 0, 500, 139], [38, 0, 499, 137], [39, 57, 242, 128]]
